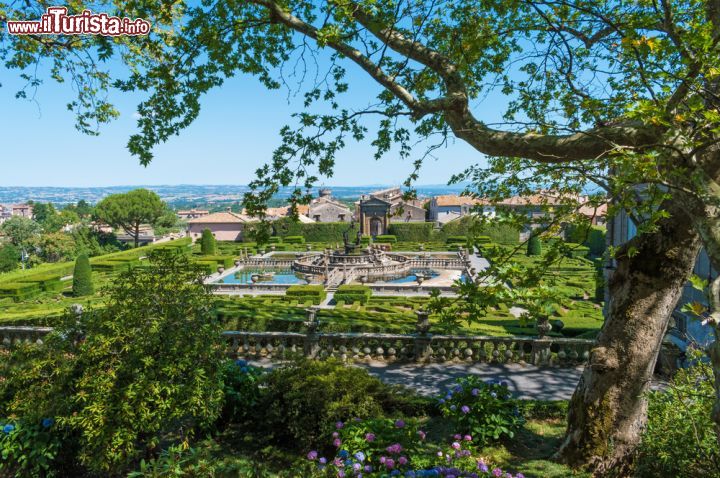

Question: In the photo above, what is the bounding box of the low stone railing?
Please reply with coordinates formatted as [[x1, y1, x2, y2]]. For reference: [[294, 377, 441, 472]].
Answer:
[[222, 330, 592, 366], [0, 317, 594, 367]]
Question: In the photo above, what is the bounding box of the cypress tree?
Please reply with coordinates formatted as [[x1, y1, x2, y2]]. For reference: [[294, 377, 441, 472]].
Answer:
[[72, 254, 94, 297], [200, 228, 217, 255], [527, 235, 542, 256]]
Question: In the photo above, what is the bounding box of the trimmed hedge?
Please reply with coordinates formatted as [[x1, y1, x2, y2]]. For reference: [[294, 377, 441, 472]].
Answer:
[[564, 243, 590, 259], [334, 285, 372, 304], [527, 235, 542, 256], [201, 228, 217, 255], [375, 235, 397, 243], [284, 236, 306, 244], [194, 255, 235, 269], [435, 216, 520, 244], [268, 237, 282, 244], [272, 218, 354, 243], [388, 223, 433, 242], [286, 285, 327, 305], [0, 282, 41, 301], [565, 224, 606, 257], [23, 274, 65, 293], [446, 235, 468, 244]]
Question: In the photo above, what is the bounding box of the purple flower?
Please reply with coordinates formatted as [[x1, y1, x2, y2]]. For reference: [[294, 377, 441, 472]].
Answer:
[[333, 431, 339, 438], [418, 430, 427, 440], [478, 463, 488, 473], [333, 438, 342, 448], [454, 434, 462, 441], [386, 443, 403, 454], [336, 421, 344, 429], [395, 419, 405, 428], [338, 470, 345, 478], [353, 463, 362, 471], [365, 433, 376, 442], [492, 468, 502, 477], [461, 405, 470, 414], [516, 474, 525, 478], [439, 399, 446, 404], [385, 459, 395, 469], [364, 465, 373, 472], [354, 451, 366, 462], [398, 456, 408, 465], [320, 457, 327, 464], [307, 451, 318, 460], [451, 442, 461, 450], [464, 434, 472, 441], [471, 388, 480, 396]]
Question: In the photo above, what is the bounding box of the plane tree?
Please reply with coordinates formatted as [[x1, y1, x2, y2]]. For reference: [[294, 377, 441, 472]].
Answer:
[[4, 0, 720, 472]]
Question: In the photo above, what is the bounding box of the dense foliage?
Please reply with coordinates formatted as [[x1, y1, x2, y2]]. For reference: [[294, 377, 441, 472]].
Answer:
[[94, 189, 169, 247], [526, 236, 542, 257], [636, 349, 720, 477], [0, 250, 225, 475]]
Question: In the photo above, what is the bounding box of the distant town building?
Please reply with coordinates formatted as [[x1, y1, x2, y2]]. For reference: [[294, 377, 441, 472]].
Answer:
[[0, 205, 11, 224], [176, 209, 210, 220], [11, 204, 33, 218], [186, 209, 256, 242], [428, 195, 493, 226], [243, 189, 353, 223]]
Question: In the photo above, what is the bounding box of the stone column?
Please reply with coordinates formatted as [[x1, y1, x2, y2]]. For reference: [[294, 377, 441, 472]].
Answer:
[[414, 310, 432, 362]]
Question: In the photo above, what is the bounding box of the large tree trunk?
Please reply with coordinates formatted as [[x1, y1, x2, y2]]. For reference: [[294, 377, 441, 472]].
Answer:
[[557, 202, 701, 475]]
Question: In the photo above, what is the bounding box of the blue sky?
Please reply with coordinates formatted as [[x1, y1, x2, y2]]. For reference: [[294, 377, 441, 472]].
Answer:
[[1, 52, 491, 188]]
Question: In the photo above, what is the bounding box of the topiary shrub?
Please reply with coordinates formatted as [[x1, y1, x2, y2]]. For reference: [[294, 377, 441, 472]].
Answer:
[[284, 235, 306, 244], [526, 235, 542, 256], [257, 359, 425, 450], [72, 254, 94, 297], [286, 285, 326, 304], [200, 229, 217, 255]]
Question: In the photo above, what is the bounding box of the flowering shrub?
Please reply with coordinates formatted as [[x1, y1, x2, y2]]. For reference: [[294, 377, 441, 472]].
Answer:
[[305, 419, 526, 477], [218, 359, 265, 426], [0, 418, 63, 477], [437, 377, 524, 445]]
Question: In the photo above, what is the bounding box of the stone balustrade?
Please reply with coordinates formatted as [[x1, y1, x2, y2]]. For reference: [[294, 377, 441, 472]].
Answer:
[[0, 320, 594, 367]]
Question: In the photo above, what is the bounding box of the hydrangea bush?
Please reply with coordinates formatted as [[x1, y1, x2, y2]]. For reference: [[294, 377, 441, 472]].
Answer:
[[437, 377, 524, 445], [304, 417, 526, 477], [218, 359, 265, 426], [0, 417, 62, 477]]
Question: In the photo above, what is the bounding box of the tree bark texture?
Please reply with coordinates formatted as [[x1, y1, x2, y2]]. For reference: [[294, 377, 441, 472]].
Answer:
[[556, 202, 701, 475]]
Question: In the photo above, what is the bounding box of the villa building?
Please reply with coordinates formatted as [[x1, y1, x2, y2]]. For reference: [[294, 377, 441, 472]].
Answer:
[[428, 195, 492, 226], [11, 204, 33, 218], [355, 187, 427, 236], [187, 209, 256, 242]]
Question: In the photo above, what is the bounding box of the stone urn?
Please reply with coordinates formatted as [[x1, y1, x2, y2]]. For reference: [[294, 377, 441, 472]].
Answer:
[[217, 266, 225, 274], [304, 274, 314, 284], [415, 310, 431, 335], [306, 244, 312, 251], [250, 274, 260, 283], [419, 243, 425, 251], [536, 316, 553, 338], [415, 274, 425, 286], [270, 245, 276, 251], [234, 259, 241, 267], [551, 319, 565, 332], [359, 275, 368, 284]]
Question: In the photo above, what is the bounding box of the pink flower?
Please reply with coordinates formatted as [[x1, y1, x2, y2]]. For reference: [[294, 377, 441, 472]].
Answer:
[[417, 430, 427, 440], [365, 433, 376, 442], [336, 421, 344, 429], [307, 450, 318, 460], [333, 438, 341, 448], [332, 432, 339, 438], [380, 456, 386, 464], [395, 419, 405, 428], [451, 442, 461, 450], [398, 456, 408, 465], [492, 468, 503, 477], [385, 459, 395, 469], [464, 435, 472, 441], [454, 434, 462, 440]]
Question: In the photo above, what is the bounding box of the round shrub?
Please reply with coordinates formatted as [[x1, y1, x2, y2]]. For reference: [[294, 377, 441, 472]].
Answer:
[[200, 228, 217, 255], [72, 254, 93, 297], [437, 376, 524, 445], [257, 360, 422, 450]]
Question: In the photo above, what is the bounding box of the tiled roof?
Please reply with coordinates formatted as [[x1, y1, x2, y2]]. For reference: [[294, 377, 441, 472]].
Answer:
[[434, 195, 483, 207], [578, 202, 608, 218], [187, 211, 250, 224]]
